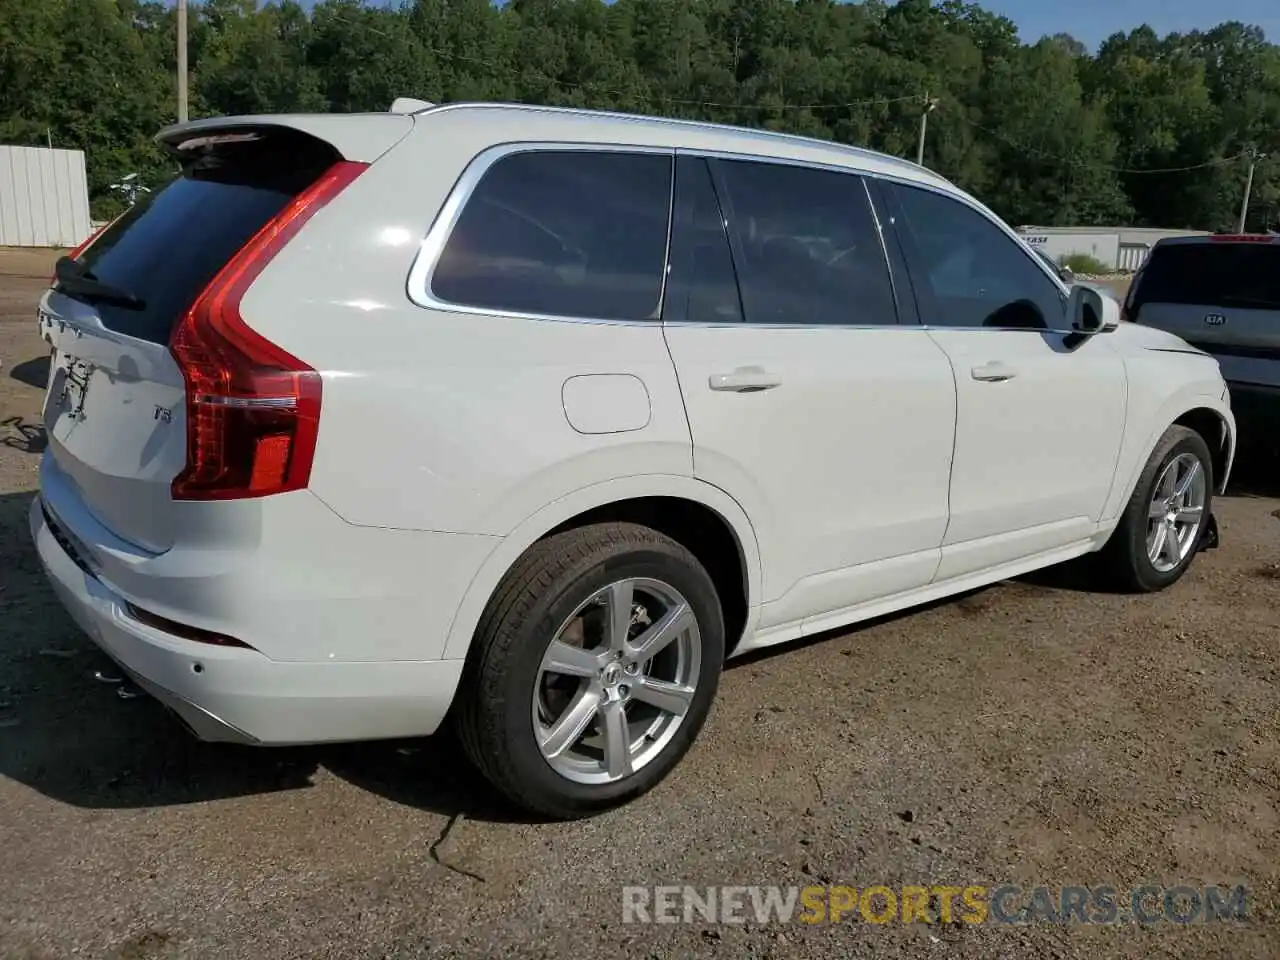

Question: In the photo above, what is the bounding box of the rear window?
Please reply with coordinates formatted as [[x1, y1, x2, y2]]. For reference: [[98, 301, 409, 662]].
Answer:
[[1133, 242, 1280, 312], [61, 130, 339, 345]]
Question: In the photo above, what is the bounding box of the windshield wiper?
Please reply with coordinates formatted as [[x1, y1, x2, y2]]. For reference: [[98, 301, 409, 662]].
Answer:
[[54, 256, 146, 310]]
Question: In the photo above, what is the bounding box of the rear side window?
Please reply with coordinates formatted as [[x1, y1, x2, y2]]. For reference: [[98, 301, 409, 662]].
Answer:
[[63, 130, 339, 345], [1133, 243, 1280, 312], [709, 157, 896, 326], [431, 150, 674, 321]]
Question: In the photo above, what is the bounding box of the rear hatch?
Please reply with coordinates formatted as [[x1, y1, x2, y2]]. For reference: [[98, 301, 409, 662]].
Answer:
[[37, 118, 405, 553], [1129, 238, 1280, 388]]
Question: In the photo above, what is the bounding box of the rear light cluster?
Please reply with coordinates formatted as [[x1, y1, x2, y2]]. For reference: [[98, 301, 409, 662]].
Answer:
[[169, 160, 368, 501]]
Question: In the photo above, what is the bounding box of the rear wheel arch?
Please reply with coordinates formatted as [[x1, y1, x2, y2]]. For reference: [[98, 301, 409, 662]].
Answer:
[[441, 478, 761, 662]]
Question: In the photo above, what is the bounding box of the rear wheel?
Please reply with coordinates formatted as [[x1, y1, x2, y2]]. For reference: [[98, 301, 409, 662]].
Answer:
[[455, 522, 724, 819], [1097, 425, 1213, 592]]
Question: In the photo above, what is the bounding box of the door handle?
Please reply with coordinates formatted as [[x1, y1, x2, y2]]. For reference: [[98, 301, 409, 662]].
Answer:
[[708, 367, 782, 393], [971, 361, 1017, 382]]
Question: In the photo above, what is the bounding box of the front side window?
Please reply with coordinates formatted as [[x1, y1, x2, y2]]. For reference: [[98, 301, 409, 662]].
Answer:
[[709, 158, 898, 326], [430, 149, 673, 321], [888, 182, 1066, 330]]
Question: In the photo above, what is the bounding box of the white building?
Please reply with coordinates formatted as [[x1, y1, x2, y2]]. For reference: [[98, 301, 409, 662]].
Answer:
[[1015, 225, 1212, 273], [0, 145, 93, 248]]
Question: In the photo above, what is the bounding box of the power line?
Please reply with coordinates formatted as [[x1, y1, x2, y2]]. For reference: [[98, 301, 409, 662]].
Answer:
[[949, 111, 1244, 174]]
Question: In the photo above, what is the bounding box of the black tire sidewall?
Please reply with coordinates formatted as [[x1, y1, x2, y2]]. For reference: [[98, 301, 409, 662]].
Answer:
[[1123, 430, 1214, 591], [489, 540, 724, 815]]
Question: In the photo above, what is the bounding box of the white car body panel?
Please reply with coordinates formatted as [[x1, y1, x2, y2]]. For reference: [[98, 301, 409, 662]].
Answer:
[[663, 325, 956, 630], [31, 102, 1236, 749], [925, 328, 1127, 580]]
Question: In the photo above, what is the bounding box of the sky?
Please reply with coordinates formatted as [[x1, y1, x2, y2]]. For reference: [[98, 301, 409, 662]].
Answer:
[[251, 0, 1280, 53], [976, 0, 1279, 50]]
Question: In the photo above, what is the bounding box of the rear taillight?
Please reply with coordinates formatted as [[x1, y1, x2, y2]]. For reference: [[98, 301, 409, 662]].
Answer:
[[169, 159, 368, 501]]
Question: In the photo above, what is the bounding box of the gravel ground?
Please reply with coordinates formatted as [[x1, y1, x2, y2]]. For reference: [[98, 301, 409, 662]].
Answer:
[[1, 250, 1277, 960]]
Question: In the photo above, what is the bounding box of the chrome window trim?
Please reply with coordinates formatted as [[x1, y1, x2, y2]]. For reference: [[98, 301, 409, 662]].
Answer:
[[405, 141, 677, 326], [406, 135, 1078, 335]]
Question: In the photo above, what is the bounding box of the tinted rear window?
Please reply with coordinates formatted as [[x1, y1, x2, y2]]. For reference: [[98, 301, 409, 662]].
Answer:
[[63, 131, 338, 344], [1134, 243, 1280, 311]]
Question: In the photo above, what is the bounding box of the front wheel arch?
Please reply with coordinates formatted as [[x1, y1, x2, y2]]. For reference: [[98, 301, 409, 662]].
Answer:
[[1109, 399, 1235, 527], [1172, 407, 1234, 493]]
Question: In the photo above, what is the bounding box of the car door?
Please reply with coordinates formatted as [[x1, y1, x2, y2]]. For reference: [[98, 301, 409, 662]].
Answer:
[[876, 178, 1127, 582], [660, 154, 957, 641]]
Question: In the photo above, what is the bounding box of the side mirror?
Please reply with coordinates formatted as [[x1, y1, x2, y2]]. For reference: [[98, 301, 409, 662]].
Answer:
[[1068, 284, 1120, 335], [1058, 265, 1075, 284]]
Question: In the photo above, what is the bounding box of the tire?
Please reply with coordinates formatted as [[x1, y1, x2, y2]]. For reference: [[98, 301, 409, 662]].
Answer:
[[1096, 425, 1214, 593], [454, 522, 725, 820]]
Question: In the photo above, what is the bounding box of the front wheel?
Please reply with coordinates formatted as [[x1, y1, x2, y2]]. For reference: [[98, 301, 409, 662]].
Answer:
[[1096, 425, 1214, 592], [455, 522, 725, 820]]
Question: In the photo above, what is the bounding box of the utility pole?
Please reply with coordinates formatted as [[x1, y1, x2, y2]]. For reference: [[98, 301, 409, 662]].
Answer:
[[917, 91, 939, 167], [177, 0, 189, 123], [1238, 148, 1265, 234]]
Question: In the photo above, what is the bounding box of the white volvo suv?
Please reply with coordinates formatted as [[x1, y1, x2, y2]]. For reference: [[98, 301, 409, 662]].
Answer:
[[31, 101, 1235, 819]]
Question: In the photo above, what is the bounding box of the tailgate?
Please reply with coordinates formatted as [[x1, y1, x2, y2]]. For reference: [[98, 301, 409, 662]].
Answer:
[[38, 117, 409, 552]]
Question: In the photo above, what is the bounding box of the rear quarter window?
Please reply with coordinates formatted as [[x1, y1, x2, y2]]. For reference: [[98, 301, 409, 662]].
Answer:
[[429, 149, 674, 322]]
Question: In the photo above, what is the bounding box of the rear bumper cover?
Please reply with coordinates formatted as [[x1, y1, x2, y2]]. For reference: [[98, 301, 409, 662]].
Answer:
[[30, 496, 465, 746]]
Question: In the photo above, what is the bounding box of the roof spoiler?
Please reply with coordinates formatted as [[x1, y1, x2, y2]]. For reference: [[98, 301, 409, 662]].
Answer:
[[155, 113, 414, 165]]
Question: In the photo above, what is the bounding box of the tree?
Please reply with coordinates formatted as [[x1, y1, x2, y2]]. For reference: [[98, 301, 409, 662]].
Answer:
[[1, 0, 1276, 228]]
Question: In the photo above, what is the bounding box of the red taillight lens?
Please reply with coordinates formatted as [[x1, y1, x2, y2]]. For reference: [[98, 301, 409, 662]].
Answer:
[[169, 159, 368, 501], [124, 601, 253, 649]]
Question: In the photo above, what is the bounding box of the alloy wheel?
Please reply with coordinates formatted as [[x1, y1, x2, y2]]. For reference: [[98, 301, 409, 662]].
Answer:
[[532, 577, 702, 786]]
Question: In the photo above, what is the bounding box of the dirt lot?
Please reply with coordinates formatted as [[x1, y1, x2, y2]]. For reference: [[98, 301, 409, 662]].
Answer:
[[1, 250, 1277, 960]]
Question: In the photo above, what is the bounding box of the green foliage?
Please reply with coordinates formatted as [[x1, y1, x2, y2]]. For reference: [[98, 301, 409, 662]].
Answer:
[[1, 0, 1277, 228], [1060, 252, 1114, 275]]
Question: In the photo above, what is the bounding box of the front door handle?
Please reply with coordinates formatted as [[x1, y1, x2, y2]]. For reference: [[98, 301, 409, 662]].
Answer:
[[971, 361, 1017, 383], [709, 367, 782, 393]]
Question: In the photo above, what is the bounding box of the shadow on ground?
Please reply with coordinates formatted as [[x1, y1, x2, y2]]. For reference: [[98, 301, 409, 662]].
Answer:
[[2, 415, 47, 453], [0, 484, 543, 824], [0, 425, 1274, 822], [7, 353, 49, 390]]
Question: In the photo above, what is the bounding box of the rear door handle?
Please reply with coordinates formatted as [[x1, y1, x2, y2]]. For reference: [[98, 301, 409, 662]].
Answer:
[[971, 361, 1017, 382], [709, 368, 782, 393]]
